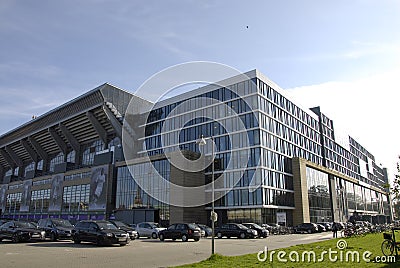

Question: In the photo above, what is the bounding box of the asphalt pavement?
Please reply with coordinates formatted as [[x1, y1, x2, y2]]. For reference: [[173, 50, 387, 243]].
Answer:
[[0, 232, 333, 268]]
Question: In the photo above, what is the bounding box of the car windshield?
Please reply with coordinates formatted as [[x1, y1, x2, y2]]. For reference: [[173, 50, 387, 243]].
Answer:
[[237, 224, 248, 230], [188, 224, 198, 229], [113, 221, 127, 227], [53, 219, 73, 228], [249, 223, 262, 229], [97, 222, 118, 230], [15, 222, 35, 228], [198, 224, 209, 229], [149, 223, 160, 228]]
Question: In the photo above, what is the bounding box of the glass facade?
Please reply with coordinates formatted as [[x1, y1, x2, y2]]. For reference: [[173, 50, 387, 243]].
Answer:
[[5, 192, 22, 214], [30, 189, 50, 213], [62, 184, 90, 213], [116, 159, 170, 221], [140, 80, 266, 214], [128, 75, 391, 225], [49, 152, 64, 172], [82, 140, 105, 166], [306, 167, 332, 223]]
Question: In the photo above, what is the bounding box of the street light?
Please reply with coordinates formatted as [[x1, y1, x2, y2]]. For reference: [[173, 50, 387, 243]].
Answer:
[[197, 135, 216, 255]]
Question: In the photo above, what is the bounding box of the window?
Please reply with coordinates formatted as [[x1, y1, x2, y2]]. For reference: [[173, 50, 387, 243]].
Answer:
[[306, 167, 332, 223], [62, 184, 90, 213], [30, 189, 51, 213]]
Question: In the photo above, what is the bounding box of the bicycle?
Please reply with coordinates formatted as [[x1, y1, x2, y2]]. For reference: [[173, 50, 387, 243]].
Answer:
[[381, 228, 400, 256], [341, 227, 356, 238]]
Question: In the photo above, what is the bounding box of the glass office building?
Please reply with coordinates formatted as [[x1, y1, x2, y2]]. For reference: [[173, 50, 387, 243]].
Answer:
[[0, 70, 392, 226]]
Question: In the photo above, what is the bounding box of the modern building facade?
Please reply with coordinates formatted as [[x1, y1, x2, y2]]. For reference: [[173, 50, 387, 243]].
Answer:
[[0, 70, 391, 226]]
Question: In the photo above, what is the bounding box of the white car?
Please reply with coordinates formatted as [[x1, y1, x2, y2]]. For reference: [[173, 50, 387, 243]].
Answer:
[[136, 222, 166, 239]]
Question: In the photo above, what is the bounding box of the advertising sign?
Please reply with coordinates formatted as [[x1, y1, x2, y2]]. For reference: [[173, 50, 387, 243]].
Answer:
[[89, 165, 108, 211], [0, 185, 7, 213], [277, 212, 287, 226], [48, 174, 64, 212], [20, 179, 32, 212]]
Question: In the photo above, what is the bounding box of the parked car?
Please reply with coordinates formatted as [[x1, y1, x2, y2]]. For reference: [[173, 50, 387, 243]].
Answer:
[[189, 223, 205, 237], [109, 220, 138, 240], [294, 223, 318, 234], [336, 222, 345, 230], [72, 220, 129, 246], [159, 223, 201, 242], [261, 224, 273, 233], [215, 223, 257, 239], [197, 224, 213, 237], [136, 222, 166, 239], [0, 220, 45, 242], [316, 224, 326, 232], [242, 223, 269, 238], [38, 218, 74, 241], [265, 223, 281, 235], [317, 222, 332, 231]]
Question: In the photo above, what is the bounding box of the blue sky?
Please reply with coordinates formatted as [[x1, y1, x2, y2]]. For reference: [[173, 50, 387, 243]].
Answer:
[[0, 1, 399, 174]]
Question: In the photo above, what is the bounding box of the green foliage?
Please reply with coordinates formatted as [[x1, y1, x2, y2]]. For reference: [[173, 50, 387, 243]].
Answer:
[[392, 158, 400, 201], [174, 233, 399, 268]]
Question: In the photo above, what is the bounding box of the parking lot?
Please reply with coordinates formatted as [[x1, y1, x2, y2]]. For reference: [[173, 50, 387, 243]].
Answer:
[[0, 232, 332, 268]]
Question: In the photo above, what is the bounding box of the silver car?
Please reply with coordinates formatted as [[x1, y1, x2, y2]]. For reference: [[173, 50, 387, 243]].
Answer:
[[136, 222, 166, 239]]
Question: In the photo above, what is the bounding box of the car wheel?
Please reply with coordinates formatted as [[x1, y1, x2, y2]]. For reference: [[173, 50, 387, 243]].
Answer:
[[194, 237, 200, 242], [159, 234, 164, 241], [307, 229, 312, 234], [217, 232, 222, 239], [50, 232, 57, 242], [240, 232, 246, 239], [151, 232, 158, 239], [136, 233, 140, 239], [181, 234, 188, 242], [12, 234, 20, 243], [73, 236, 81, 244], [96, 237, 104, 246], [120, 242, 127, 246]]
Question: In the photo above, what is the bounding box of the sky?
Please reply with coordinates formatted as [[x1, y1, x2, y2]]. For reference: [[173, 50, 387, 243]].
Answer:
[[0, 0, 399, 179]]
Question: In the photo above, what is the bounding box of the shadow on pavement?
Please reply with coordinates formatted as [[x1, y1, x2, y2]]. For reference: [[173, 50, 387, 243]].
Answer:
[[24, 241, 128, 248], [139, 239, 201, 243]]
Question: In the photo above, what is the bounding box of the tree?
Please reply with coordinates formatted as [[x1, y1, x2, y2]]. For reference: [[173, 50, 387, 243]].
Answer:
[[393, 201, 400, 220], [392, 157, 400, 201], [390, 157, 400, 219]]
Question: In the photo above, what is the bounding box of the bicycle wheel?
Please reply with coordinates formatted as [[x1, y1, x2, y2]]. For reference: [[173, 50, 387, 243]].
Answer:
[[381, 240, 394, 256]]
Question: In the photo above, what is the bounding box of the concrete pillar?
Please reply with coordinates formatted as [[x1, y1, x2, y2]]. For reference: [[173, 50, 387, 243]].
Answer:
[[292, 157, 310, 226], [169, 151, 207, 224]]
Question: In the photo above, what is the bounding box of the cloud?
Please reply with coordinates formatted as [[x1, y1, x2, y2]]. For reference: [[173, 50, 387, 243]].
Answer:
[[285, 68, 400, 177], [0, 61, 62, 81], [343, 41, 400, 60], [0, 84, 79, 135], [283, 41, 400, 63]]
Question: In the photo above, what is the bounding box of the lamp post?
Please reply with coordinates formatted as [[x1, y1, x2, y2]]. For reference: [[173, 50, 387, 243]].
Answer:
[[197, 135, 216, 255]]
